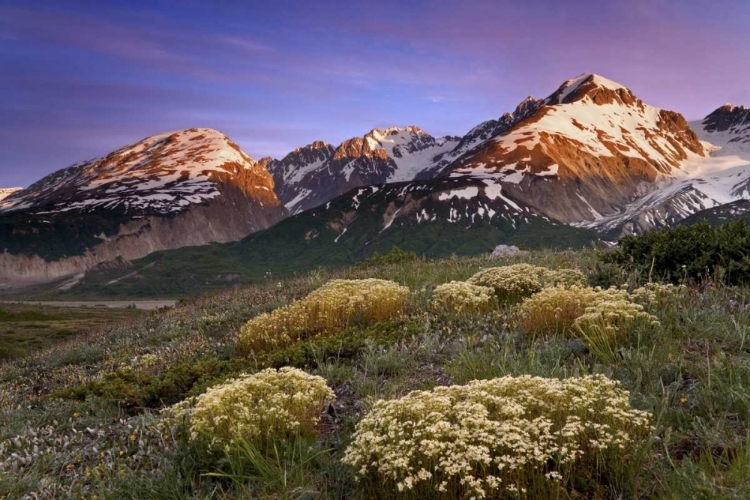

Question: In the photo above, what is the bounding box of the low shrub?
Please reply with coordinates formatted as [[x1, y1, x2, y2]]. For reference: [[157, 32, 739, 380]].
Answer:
[[546, 268, 588, 288], [467, 265, 545, 304], [518, 285, 628, 336], [430, 281, 494, 314], [630, 282, 686, 307], [574, 299, 660, 339], [361, 245, 419, 268], [237, 279, 409, 354], [59, 356, 247, 411], [604, 219, 750, 285], [167, 367, 334, 451], [467, 264, 586, 304], [343, 374, 653, 499]]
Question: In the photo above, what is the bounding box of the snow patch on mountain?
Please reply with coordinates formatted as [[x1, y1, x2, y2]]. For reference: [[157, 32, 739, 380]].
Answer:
[[0, 188, 22, 202], [587, 153, 750, 233], [364, 126, 459, 182]]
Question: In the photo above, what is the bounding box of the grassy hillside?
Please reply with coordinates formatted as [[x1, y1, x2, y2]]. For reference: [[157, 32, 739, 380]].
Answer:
[[0, 208, 137, 260], [63, 192, 598, 298], [2, 250, 750, 498]]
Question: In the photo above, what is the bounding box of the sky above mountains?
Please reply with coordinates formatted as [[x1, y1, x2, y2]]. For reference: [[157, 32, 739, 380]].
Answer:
[[1, 0, 749, 187]]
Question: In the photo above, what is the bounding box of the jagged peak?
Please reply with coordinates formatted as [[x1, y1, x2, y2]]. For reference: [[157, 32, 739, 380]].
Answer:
[[257, 156, 275, 167], [545, 73, 632, 106], [714, 103, 749, 113], [517, 95, 538, 105], [366, 125, 428, 140], [291, 140, 334, 154]]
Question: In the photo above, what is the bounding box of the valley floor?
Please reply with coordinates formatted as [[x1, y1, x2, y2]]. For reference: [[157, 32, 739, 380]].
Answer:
[[0, 300, 176, 310]]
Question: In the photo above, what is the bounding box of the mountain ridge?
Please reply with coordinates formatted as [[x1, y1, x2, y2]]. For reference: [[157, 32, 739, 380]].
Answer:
[[3, 73, 750, 290]]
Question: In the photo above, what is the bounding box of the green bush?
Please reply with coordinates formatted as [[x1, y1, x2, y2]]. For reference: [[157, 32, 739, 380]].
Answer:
[[605, 220, 750, 285], [58, 357, 247, 410], [361, 245, 418, 268]]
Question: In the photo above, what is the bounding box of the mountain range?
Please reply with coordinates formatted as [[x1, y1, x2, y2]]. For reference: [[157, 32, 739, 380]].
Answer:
[[2, 73, 749, 292]]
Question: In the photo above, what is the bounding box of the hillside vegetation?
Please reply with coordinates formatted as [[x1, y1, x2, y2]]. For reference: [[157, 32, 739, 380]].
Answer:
[[58, 195, 598, 298], [2, 229, 750, 498]]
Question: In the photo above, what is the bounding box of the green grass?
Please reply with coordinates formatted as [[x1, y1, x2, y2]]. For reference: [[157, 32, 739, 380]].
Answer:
[[2, 250, 750, 498], [0, 303, 144, 359]]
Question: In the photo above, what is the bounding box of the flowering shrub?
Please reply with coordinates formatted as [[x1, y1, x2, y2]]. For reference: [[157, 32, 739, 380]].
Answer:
[[467, 265, 544, 304], [237, 279, 409, 354], [630, 282, 686, 307], [468, 265, 586, 304], [430, 281, 494, 314], [344, 374, 652, 499], [167, 367, 334, 451], [546, 268, 587, 288], [519, 286, 628, 336], [574, 299, 660, 338]]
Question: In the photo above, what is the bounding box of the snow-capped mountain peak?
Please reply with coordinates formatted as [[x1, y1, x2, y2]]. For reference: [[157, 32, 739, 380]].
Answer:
[[360, 126, 459, 181], [544, 73, 633, 106], [0, 127, 278, 215], [441, 73, 708, 227], [265, 125, 461, 214], [267, 141, 335, 185]]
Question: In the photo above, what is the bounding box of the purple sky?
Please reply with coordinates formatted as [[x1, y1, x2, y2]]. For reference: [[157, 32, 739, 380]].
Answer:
[[1, 0, 749, 187]]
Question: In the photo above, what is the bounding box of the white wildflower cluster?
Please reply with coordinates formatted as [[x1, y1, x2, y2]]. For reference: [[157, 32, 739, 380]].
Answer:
[[468, 264, 586, 304], [430, 281, 495, 314], [166, 367, 335, 451], [519, 285, 629, 336], [630, 282, 686, 307], [237, 279, 409, 354], [545, 268, 589, 288], [343, 374, 652, 499], [574, 299, 661, 336]]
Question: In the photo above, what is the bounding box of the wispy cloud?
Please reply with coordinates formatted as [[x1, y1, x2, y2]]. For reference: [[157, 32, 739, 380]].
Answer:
[[1, 0, 749, 186]]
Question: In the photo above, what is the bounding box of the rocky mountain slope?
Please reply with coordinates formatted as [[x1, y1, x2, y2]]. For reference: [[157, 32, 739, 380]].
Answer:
[[590, 103, 750, 236], [0, 188, 22, 201], [0, 128, 285, 286], [437, 74, 709, 227], [70, 179, 597, 297], [691, 104, 750, 159], [263, 127, 459, 214]]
